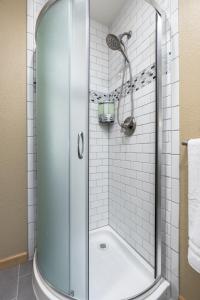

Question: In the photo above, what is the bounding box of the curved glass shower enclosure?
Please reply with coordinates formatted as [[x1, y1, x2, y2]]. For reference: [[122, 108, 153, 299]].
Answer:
[[34, 0, 167, 299]]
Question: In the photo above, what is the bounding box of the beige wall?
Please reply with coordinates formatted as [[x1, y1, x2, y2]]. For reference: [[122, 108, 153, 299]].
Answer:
[[0, 0, 27, 260], [180, 0, 200, 299]]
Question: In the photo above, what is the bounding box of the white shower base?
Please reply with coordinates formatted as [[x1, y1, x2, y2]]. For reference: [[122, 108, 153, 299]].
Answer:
[[90, 226, 154, 300], [33, 226, 170, 300]]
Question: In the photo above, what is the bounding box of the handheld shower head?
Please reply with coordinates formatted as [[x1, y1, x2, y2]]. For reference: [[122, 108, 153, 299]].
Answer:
[[106, 33, 129, 62], [105, 30, 136, 136], [106, 34, 121, 51]]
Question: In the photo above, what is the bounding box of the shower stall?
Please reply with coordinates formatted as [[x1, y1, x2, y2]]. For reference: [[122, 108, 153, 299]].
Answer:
[[33, 0, 170, 299]]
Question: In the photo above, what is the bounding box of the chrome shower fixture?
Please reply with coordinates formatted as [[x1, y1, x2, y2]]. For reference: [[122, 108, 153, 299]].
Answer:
[[106, 31, 132, 62], [119, 31, 132, 42], [106, 30, 136, 136]]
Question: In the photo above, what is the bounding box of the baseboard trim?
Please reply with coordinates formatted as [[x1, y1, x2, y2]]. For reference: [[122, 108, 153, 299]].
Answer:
[[0, 252, 27, 269], [179, 296, 186, 300]]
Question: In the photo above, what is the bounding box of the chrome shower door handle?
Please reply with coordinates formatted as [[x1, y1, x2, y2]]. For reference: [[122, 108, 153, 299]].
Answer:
[[77, 132, 84, 159]]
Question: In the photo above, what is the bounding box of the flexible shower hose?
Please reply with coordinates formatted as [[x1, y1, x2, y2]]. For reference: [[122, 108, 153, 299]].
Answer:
[[117, 50, 134, 128]]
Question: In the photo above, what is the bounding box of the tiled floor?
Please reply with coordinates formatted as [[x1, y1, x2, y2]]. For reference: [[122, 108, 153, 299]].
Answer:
[[0, 261, 36, 300]]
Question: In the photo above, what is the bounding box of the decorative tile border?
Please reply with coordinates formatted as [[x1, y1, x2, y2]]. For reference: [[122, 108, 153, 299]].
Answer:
[[90, 63, 156, 103], [90, 91, 109, 103]]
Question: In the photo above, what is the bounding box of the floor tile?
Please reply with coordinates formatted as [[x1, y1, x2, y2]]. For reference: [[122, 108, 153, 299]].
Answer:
[[0, 266, 18, 300], [18, 274, 36, 300], [19, 260, 33, 277]]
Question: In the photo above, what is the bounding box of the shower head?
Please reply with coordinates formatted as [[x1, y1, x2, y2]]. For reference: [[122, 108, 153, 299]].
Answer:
[[106, 33, 130, 62], [106, 34, 121, 51]]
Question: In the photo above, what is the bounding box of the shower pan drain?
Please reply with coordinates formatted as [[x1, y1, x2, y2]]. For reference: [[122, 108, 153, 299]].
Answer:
[[98, 243, 108, 250]]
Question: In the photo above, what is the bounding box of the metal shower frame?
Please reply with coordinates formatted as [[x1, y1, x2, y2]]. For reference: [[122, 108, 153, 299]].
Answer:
[[35, 0, 167, 299]]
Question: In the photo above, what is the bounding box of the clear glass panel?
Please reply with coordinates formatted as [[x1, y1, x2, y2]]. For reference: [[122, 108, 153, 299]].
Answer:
[[89, 0, 158, 299], [36, 0, 71, 295]]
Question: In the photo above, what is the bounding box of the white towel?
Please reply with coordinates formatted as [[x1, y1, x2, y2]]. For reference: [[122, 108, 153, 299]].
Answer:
[[188, 138, 200, 273]]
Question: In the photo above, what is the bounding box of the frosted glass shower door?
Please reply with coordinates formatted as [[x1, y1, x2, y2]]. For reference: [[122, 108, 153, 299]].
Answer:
[[36, 0, 89, 298], [36, 0, 71, 294]]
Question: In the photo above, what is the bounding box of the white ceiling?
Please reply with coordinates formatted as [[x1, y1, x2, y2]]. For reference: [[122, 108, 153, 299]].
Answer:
[[90, 0, 127, 26]]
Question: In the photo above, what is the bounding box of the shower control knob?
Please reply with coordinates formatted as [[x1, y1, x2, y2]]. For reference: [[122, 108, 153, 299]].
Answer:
[[121, 116, 136, 136]]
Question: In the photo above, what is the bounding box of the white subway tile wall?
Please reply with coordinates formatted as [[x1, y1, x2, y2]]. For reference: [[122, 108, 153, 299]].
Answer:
[[109, 1, 156, 92], [108, 0, 156, 267], [90, 20, 109, 94], [89, 20, 109, 230]]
